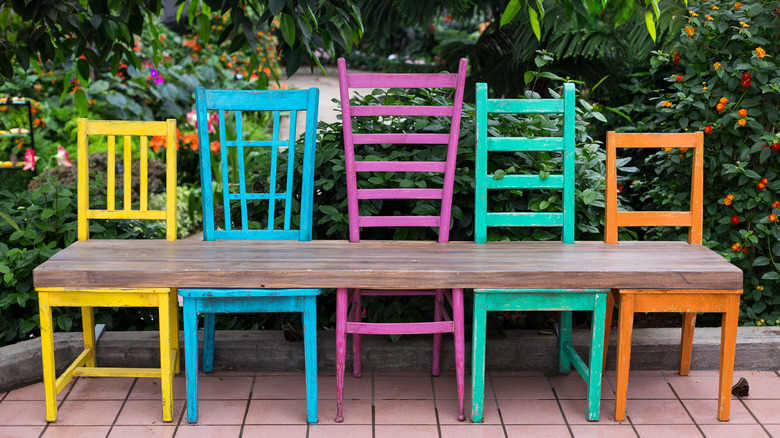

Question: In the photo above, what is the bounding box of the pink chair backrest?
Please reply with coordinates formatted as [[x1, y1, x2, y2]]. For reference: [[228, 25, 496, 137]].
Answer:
[[337, 58, 468, 243]]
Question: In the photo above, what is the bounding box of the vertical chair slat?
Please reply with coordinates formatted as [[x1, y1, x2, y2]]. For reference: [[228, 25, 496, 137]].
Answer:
[[77, 118, 89, 241], [140, 136, 148, 211], [562, 83, 575, 244], [235, 111, 249, 230], [124, 136, 131, 211], [218, 109, 231, 231], [268, 110, 280, 230], [107, 135, 115, 210], [284, 109, 297, 231]]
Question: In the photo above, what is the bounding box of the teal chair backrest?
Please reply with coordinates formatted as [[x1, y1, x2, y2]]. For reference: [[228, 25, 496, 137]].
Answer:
[[474, 82, 576, 244], [195, 87, 319, 241]]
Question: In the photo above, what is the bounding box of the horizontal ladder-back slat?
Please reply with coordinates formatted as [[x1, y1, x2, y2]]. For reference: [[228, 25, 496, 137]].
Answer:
[[224, 140, 291, 148], [487, 99, 564, 114], [610, 132, 701, 149], [350, 105, 454, 117], [355, 161, 446, 173], [87, 210, 167, 220], [358, 290, 439, 296], [347, 321, 454, 335], [203, 88, 311, 111], [617, 211, 694, 227], [357, 188, 443, 200], [488, 137, 564, 152], [352, 133, 450, 145], [213, 229, 301, 240], [347, 73, 458, 89], [486, 174, 564, 190], [358, 215, 440, 228], [227, 193, 288, 201], [85, 120, 170, 136], [486, 212, 564, 227], [73, 367, 163, 378]]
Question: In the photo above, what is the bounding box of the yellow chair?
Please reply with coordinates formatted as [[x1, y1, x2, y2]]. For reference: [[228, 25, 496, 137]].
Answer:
[[37, 118, 179, 422]]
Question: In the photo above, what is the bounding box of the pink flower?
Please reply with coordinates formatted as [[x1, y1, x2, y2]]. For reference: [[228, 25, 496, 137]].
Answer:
[[23, 148, 36, 171], [186, 110, 197, 127], [208, 112, 219, 133], [55, 145, 72, 167]]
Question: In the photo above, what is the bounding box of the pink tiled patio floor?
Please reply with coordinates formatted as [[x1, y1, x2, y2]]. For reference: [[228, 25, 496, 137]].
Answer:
[[1, 369, 778, 437]]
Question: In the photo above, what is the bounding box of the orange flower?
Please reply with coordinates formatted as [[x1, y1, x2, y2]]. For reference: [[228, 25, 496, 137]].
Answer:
[[210, 140, 220, 153], [773, 200, 780, 209], [755, 47, 766, 59], [150, 136, 166, 152], [719, 97, 728, 104], [727, 194, 736, 200], [734, 2, 742, 9], [738, 119, 746, 126], [676, 75, 683, 82], [662, 101, 673, 108], [771, 214, 778, 222], [758, 182, 766, 189], [739, 21, 749, 28], [716, 103, 725, 111], [731, 242, 741, 251], [689, 10, 698, 16], [664, 147, 673, 153], [723, 198, 732, 206], [738, 108, 747, 117], [713, 62, 721, 69], [705, 15, 714, 20], [680, 147, 688, 153], [684, 26, 696, 37], [704, 125, 713, 134]]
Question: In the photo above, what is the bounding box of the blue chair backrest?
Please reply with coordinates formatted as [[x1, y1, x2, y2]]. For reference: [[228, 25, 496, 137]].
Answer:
[[195, 87, 319, 241], [474, 82, 576, 244]]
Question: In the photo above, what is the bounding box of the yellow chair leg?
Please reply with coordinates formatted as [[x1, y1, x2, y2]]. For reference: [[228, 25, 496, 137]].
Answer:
[[81, 306, 96, 367], [170, 289, 180, 374], [39, 292, 58, 422], [159, 294, 174, 422]]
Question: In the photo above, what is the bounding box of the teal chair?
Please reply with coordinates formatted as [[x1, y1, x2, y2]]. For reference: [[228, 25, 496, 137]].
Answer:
[[180, 87, 320, 423], [471, 82, 607, 422]]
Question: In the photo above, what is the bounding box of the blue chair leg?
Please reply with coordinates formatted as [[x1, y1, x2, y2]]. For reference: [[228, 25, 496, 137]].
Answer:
[[559, 310, 572, 375], [303, 296, 318, 423], [182, 297, 200, 423], [202, 311, 215, 373]]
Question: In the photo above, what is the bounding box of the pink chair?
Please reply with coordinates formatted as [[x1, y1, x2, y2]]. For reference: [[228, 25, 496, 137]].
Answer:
[[335, 57, 468, 422]]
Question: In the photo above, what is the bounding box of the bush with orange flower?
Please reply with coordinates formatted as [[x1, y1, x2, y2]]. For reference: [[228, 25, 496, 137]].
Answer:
[[619, 0, 780, 323]]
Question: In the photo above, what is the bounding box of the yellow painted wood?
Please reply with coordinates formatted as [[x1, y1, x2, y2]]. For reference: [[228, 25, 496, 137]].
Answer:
[[55, 348, 93, 392], [38, 291, 58, 422], [124, 135, 131, 211], [166, 119, 177, 241], [73, 367, 163, 378], [107, 135, 115, 210], [87, 210, 167, 220], [41, 118, 179, 423], [81, 307, 96, 367], [85, 120, 170, 136], [77, 118, 89, 241], [141, 136, 148, 211]]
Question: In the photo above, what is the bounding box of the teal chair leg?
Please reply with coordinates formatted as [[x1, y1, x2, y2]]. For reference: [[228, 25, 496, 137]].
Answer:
[[586, 293, 607, 421], [470, 292, 488, 423], [559, 310, 572, 375], [303, 296, 318, 423], [182, 297, 200, 423], [202, 312, 215, 373]]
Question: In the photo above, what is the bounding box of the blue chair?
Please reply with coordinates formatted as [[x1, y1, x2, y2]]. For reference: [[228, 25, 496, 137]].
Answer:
[[180, 87, 320, 423]]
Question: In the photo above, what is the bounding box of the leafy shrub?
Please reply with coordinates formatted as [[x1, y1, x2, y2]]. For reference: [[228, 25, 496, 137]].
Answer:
[[614, 0, 780, 324]]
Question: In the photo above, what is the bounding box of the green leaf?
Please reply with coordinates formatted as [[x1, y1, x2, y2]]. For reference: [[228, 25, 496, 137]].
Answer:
[[493, 169, 506, 180], [270, 0, 286, 15], [74, 88, 87, 115], [644, 10, 656, 42], [523, 71, 535, 84], [197, 14, 210, 46], [500, 0, 523, 27], [581, 189, 598, 205], [41, 208, 55, 219], [57, 315, 73, 331], [528, 7, 541, 41], [753, 256, 770, 267], [285, 48, 305, 78], [762, 271, 780, 280], [281, 14, 296, 46]]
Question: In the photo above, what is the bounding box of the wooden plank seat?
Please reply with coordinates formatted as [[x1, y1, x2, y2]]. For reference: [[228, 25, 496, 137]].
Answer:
[[179, 87, 321, 423], [36, 118, 179, 422], [471, 82, 607, 422], [602, 131, 742, 421], [334, 57, 469, 422]]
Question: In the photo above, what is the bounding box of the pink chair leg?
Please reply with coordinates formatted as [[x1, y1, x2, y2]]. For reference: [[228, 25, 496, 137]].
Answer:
[[433, 289, 443, 376], [352, 288, 362, 378], [452, 288, 466, 421], [336, 287, 348, 423]]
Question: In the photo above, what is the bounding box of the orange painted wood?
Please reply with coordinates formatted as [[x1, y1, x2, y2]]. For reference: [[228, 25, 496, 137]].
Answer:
[[603, 131, 740, 422]]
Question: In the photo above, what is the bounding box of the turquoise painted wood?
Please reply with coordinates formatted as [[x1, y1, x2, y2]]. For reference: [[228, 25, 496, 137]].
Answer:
[[471, 82, 607, 422], [180, 87, 320, 424]]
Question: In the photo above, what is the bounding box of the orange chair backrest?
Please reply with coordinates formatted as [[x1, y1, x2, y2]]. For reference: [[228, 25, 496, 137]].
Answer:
[[604, 132, 704, 245]]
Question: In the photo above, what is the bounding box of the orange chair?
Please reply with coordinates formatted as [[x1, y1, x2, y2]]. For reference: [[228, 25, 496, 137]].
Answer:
[[602, 132, 742, 421]]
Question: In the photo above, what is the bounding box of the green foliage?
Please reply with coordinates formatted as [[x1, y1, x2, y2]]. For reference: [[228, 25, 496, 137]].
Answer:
[[614, 0, 780, 324], [0, 1, 363, 98]]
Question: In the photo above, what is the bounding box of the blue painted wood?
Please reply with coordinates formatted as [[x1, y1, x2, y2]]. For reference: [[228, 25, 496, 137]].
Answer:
[[181, 87, 321, 424], [471, 82, 607, 422]]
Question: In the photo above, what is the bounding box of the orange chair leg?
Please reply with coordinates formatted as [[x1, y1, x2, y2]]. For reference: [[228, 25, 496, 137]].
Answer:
[[717, 296, 739, 421], [679, 312, 697, 376], [614, 294, 634, 421]]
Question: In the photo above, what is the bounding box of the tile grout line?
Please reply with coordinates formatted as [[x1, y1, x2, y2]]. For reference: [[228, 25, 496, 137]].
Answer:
[[170, 390, 186, 438], [429, 372, 443, 438], [487, 371, 510, 438], [238, 372, 257, 438], [661, 370, 706, 437], [105, 377, 139, 438], [548, 375, 575, 438], [605, 369, 641, 437], [38, 375, 80, 438], [737, 396, 771, 437]]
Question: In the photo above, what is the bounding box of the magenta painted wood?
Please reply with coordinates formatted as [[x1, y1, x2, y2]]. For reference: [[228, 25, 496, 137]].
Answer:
[[335, 57, 468, 423]]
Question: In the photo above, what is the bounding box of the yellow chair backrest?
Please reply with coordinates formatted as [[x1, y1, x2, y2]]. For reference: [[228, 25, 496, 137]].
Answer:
[[77, 118, 177, 241]]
